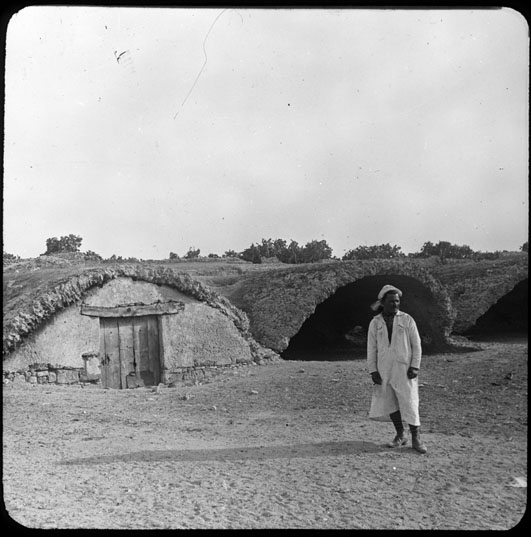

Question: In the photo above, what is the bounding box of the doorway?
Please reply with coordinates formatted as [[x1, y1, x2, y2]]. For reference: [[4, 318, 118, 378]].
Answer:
[[99, 315, 161, 388]]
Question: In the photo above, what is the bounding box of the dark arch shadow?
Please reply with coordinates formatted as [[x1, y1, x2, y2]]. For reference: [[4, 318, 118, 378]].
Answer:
[[59, 439, 385, 466], [282, 274, 444, 361], [462, 279, 528, 342]]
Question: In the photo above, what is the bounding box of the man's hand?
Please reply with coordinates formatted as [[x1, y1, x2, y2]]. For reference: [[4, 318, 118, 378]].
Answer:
[[371, 371, 383, 385], [407, 367, 419, 379]]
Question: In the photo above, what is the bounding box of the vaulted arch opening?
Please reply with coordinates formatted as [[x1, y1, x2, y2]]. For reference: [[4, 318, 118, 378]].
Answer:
[[281, 275, 444, 361], [463, 279, 528, 342]]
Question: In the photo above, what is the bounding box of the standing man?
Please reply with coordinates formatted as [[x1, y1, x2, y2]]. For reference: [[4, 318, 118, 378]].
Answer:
[[367, 285, 427, 454]]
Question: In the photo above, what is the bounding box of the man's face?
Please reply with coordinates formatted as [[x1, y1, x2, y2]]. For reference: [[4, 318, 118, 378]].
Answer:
[[382, 292, 400, 315]]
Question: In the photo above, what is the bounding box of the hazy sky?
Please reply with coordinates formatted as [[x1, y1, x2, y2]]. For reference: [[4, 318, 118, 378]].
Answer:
[[3, 7, 529, 259]]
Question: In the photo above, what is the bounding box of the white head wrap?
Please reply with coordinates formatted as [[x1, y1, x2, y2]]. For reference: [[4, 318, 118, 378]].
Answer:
[[371, 285, 402, 311], [377, 285, 402, 300]]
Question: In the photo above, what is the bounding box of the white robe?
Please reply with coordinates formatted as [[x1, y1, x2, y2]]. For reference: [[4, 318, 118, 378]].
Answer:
[[366, 311, 422, 426]]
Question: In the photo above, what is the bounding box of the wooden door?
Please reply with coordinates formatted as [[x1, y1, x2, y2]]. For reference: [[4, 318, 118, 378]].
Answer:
[[131, 316, 161, 388], [100, 315, 160, 388], [100, 318, 121, 389]]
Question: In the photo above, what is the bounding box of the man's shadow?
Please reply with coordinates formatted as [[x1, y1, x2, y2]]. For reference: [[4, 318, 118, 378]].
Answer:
[[60, 439, 386, 466]]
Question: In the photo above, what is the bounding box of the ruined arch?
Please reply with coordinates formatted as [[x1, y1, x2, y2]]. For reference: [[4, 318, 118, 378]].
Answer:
[[282, 274, 448, 359], [229, 260, 455, 355], [462, 279, 528, 339], [444, 260, 528, 334]]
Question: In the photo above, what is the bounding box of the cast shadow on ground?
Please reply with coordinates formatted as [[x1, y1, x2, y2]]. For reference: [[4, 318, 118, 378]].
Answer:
[[60, 440, 387, 466]]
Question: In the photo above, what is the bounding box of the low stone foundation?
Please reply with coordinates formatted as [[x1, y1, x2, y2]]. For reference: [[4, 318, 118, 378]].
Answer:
[[2, 355, 282, 388], [161, 356, 277, 385], [2, 365, 98, 386]]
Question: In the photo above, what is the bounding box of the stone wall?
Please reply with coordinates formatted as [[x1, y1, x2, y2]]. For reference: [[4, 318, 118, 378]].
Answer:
[[3, 264, 254, 357], [3, 273, 280, 386], [3, 366, 93, 386], [2, 307, 100, 372], [2, 358, 272, 388], [3, 278, 198, 373], [161, 303, 253, 369]]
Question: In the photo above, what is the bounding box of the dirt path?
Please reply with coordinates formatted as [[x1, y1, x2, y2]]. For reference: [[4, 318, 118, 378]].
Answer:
[[3, 341, 527, 530]]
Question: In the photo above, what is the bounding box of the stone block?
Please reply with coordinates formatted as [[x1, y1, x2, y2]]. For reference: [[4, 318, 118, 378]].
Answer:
[[68, 370, 80, 383], [162, 372, 174, 384], [56, 370, 67, 384], [48, 372, 57, 383], [56, 370, 79, 384], [29, 376, 37, 384], [83, 355, 101, 377], [36, 371, 48, 377], [13, 375, 27, 385], [81, 370, 99, 383]]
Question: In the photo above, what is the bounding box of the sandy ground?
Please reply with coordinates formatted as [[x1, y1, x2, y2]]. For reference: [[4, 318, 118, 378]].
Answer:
[[2, 340, 527, 530]]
